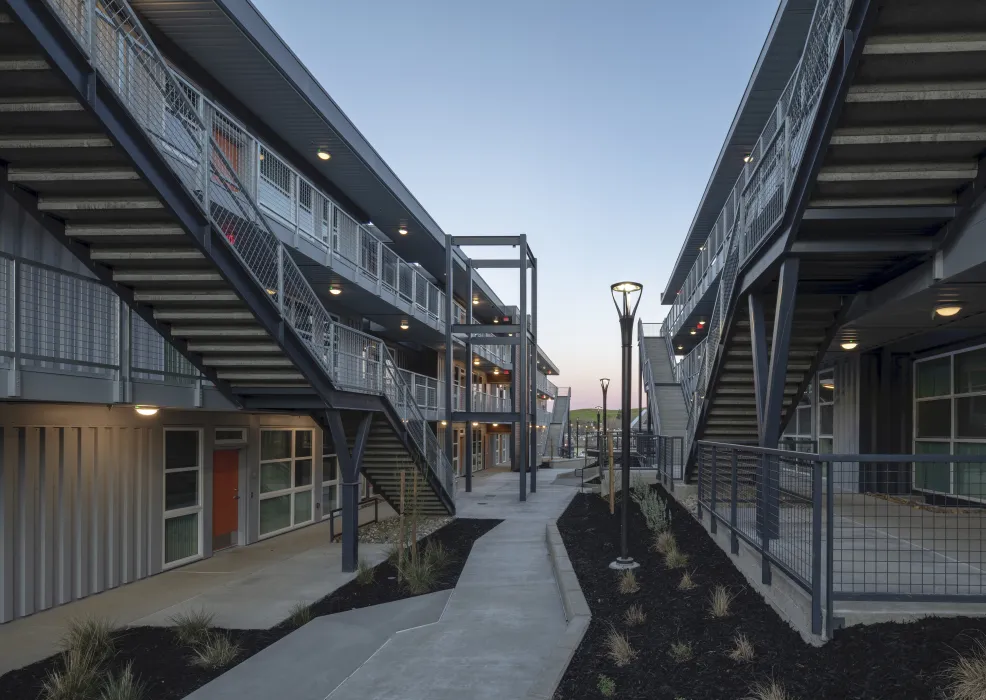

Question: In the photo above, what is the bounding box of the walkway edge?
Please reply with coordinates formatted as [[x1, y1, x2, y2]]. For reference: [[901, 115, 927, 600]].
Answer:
[[525, 522, 591, 700]]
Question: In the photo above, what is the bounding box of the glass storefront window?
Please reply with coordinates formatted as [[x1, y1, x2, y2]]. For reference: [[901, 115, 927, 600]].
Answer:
[[259, 428, 314, 536], [916, 356, 950, 398], [164, 429, 202, 566], [955, 348, 986, 395]]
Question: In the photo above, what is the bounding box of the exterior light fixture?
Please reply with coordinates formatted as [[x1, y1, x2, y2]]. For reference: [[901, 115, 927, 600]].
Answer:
[[492, 423, 499, 427], [329, 285, 342, 295], [135, 405, 158, 416], [934, 304, 962, 317], [678, 345, 684, 351], [840, 341, 858, 351], [473, 358, 480, 366], [697, 320, 706, 327], [690, 330, 697, 335], [398, 226, 408, 236], [743, 154, 753, 163], [400, 319, 409, 330], [317, 148, 331, 161], [441, 420, 448, 426], [493, 367, 501, 375], [821, 381, 835, 390], [266, 288, 277, 295], [472, 421, 479, 427], [493, 318, 499, 324], [472, 297, 480, 305], [610, 280, 644, 572]]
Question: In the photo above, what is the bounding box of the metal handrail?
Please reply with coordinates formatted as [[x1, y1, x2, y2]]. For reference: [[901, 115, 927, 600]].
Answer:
[[45, 0, 455, 500], [663, 0, 853, 340]]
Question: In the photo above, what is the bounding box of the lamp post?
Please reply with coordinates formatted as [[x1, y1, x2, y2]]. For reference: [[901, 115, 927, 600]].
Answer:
[[609, 280, 643, 571], [600, 379, 610, 470]]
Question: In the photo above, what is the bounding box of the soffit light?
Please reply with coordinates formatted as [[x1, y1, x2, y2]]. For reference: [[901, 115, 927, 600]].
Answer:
[[935, 304, 962, 318], [678, 345, 684, 350], [743, 154, 753, 163], [400, 319, 409, 330], [493, 368, 501, 375], [840, 341, 858, 351], [441, 420, 448, 426], [472, 297, 480, 305], [317, 148, 331, 161], [473, 358, 480, 365], [690, 330, 697, 335], [135, 405, 158, 416], [472, 422, 479, 427], [821, 382, 835, 390], [493, 318, 499, 324], [329, 285, 342, 295], [492, 423, 499, 427], [398, 226, 408, 236]]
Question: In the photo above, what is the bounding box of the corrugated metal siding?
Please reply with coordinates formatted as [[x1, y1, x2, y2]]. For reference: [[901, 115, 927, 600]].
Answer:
[[0, 423, 160, 623]]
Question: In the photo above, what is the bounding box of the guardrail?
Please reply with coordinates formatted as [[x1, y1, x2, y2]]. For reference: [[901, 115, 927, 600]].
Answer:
[[45, 0, 454, 500], [695, 441, 986, 636]]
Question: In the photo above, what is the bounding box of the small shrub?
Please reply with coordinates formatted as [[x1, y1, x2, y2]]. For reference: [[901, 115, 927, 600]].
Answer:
[[623, 603, 646, 627], [604, 626, 637, 667], [60, 617, 115, 660], [729, 632, 755, 662], [709, 585, 736, 618], [423, 540, 451, 571], [40, 646, 102, 700], [639, 491, 671, 533], [746, 680, 794, 700], [664, 546, 690, 570], [678, 569, 697, 591], [190, 633, 241, 669], [288, 602, 314, 627], [598, 674, 616, 697], [630, 475, 650, 504], [99, 662, 146, 700], [617, 569, 640, 595], [669, 640, 693, 663], [653, 531, 677, 555], [355, 558, 375, 586], [399, 541, 451, 594], [947, 639, 986, 700], [169, 608, 214, 646]]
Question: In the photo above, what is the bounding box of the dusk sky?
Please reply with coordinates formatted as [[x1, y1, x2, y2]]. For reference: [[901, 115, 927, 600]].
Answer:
[[253, 0, 782, 408]]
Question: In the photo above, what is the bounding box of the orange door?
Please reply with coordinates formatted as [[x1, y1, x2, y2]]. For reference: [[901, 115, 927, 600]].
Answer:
[[212, 450, 239, 551]]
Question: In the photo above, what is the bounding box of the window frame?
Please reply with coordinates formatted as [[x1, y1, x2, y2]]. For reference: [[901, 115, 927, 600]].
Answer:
[[258, 428, 315, 539], [163, 427, 204, 569]]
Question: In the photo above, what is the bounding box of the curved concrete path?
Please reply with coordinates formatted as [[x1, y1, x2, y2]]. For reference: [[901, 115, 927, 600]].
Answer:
[[187, 470, 578, 700]]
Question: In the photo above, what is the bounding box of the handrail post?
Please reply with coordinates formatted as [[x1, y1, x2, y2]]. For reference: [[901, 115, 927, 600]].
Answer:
[[696, 444, 704, 521], [825, 458, 835, 637], [811, 456, 823, 635], [729, 448, 739, 554], [710, 444, 718, 534]]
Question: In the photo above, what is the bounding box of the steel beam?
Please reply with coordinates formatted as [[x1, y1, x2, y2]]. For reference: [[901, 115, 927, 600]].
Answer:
[[790, 237, 934, 254], [761, 258, 799, 449], [451, 236, 522, 246], [748, 294, 769, 440], [452, 323, 519, 335], [452, 412, 522, 424], [530, 253, 538, 492], [802, 205, 959, 221], [518, 234, 528, 501], [465, 260, 474, 493], [444, 234, 455, 477], [469, 259, 524, 269]]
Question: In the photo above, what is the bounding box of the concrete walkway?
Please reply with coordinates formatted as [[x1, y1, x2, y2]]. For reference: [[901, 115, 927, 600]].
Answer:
[[189, 469, 578, 700], [0, 519, 386, 675]]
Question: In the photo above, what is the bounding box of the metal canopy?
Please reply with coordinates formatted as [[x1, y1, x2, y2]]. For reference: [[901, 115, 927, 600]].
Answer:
[[662, 0, 817, 303]]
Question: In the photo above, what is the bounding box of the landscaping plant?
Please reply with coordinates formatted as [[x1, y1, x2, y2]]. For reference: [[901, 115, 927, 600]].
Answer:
[[653, 530, 677, 554], [355, 558, 375, 585], [664, 545, 690, 569], [709, 584, 736, 618], [669, 640, 694, 663], [597, 674, 617, 697], [189, 632, 241, 669], [98, 662, 146, 700], [623, 603, 646, 627], [40, 646, 102, 700], [288, 601, 314, 627], [604, 626, 638, 667], [729, 632, 756, 662], [678, 569, 697, 590], [169, 608, 214, 646], [746, 680, 795, 700], [59, 616, 116, 662], [617, 569, 640, 594], [946, 639, 986, 700]]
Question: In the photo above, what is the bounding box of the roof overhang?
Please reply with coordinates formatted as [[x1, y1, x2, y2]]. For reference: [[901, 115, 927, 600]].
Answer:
[[662, 0, 817, 304]]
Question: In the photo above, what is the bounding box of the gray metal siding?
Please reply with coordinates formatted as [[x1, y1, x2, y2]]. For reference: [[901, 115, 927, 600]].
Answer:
[[831, 356, 860, 490], [0, 404, 322, 624]]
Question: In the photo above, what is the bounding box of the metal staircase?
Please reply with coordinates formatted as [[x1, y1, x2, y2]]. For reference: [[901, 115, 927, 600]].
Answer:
[[0, 0, 454, 513], [544, 387, 570, 457]]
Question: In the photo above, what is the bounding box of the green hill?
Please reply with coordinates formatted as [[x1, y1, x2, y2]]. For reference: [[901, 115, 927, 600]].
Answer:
[[568, 407, 640, 430]]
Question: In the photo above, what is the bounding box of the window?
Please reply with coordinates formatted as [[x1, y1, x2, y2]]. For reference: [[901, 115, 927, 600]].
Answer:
[[164, 429, 202, 566], [914, 345, 986, 499], [259, 429, 314, 537], [817, 371, 834, 454], [215, 428, 246, 444], [472, 428, 484, 471], [782, 376, 816, 452]]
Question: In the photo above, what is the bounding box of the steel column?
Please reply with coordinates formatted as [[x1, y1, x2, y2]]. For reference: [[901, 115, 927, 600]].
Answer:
[[748, 293, 769, 439], [325, 410, 372, 573], [762, 258, 799, 449], [530, 253, 537, 492], [518, 234, 528, 501], [444, 234, 454, 478], [465, 260, 473, 493]]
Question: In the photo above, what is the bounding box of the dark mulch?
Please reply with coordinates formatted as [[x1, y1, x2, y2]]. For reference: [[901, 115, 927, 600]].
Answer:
[[555, 487, 986, 700], [0, 518, 501, 700]]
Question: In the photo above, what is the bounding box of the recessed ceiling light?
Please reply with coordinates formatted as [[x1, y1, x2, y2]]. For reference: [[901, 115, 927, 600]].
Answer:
[[317, 148, 331, 161], [329, 285, 342, 295], [743, 154, 753, 163], [697, 320, 706, 327], [678, 345, 683, 350], [135, 405, 158, 416], [472, 422, 479, 427], [493, 318, 499, 324], [935, 304, 962, 317], [821, 382, 835, 390], [690, 330, 696, 335], [398, 227, 408, 236], [473, 358, 480, 365], [400, 319, 409, 330], [492, 423, 499, 427], [441, 420, 448, 426], [840, 341, 858, 351], [494, 368, 500, 375], [472, 297, 480, 305]]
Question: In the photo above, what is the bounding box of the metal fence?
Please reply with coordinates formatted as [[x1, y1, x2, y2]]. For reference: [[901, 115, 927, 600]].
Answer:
[[695, 440, 986, 636], [43, 0, 455, 500]]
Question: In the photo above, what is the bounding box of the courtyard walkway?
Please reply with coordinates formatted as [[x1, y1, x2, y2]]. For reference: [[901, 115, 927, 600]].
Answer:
[[189, 469, 579, 700]]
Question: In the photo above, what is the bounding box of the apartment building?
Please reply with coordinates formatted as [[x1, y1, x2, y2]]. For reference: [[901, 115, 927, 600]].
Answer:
[[0, 0, 565, 623]]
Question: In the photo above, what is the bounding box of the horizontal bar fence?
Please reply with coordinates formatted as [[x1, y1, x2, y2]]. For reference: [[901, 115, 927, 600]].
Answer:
[[695, 440, 986, 637]]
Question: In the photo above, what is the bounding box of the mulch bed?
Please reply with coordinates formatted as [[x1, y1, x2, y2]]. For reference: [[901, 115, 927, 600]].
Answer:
[[0, 518, 501, 700], [555, 486, 986, 700]]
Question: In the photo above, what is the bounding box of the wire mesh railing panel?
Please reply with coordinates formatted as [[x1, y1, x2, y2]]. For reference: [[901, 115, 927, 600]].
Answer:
[[830, 456, 986, 599], [131, 312, 199, 384], [381, 247, 398, 292], [333, 207, 360, 264], [0, 258, 8, 359], [398, 262, 414, 301], [359, 229, 379, 280], [17, 262, 119, 375]]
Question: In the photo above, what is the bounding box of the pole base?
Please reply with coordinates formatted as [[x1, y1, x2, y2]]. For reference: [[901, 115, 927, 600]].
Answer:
[[608, 557, 639, 571]]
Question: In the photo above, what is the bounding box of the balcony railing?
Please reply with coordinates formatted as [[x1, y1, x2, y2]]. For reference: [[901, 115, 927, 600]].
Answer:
[[45, 0, 455, 499], [663, 0, 853, 344]]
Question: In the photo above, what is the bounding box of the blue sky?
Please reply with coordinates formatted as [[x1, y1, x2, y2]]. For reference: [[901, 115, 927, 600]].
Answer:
[[253, 0, 782, 408]]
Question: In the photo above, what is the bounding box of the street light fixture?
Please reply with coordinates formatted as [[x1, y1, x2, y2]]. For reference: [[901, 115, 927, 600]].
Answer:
[[610, 280, 643, 571], [599, 378, 610, 464]]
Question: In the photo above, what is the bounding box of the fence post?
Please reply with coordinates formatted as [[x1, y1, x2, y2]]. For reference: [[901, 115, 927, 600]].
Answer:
[[758, 453, 772, 585], [825, 459, 835, 637], [710, 444, 718, 534], [696, 444, 704, 521], [811, 456, 823, 636], [729, 448, 739, 554]]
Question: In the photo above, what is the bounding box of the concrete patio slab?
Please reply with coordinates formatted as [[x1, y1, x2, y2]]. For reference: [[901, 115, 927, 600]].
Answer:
[[184, 591, 452, 700]]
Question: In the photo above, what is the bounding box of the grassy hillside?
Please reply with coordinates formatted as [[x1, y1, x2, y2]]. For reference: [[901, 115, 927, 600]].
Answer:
[[568, 407, 640, 429]]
